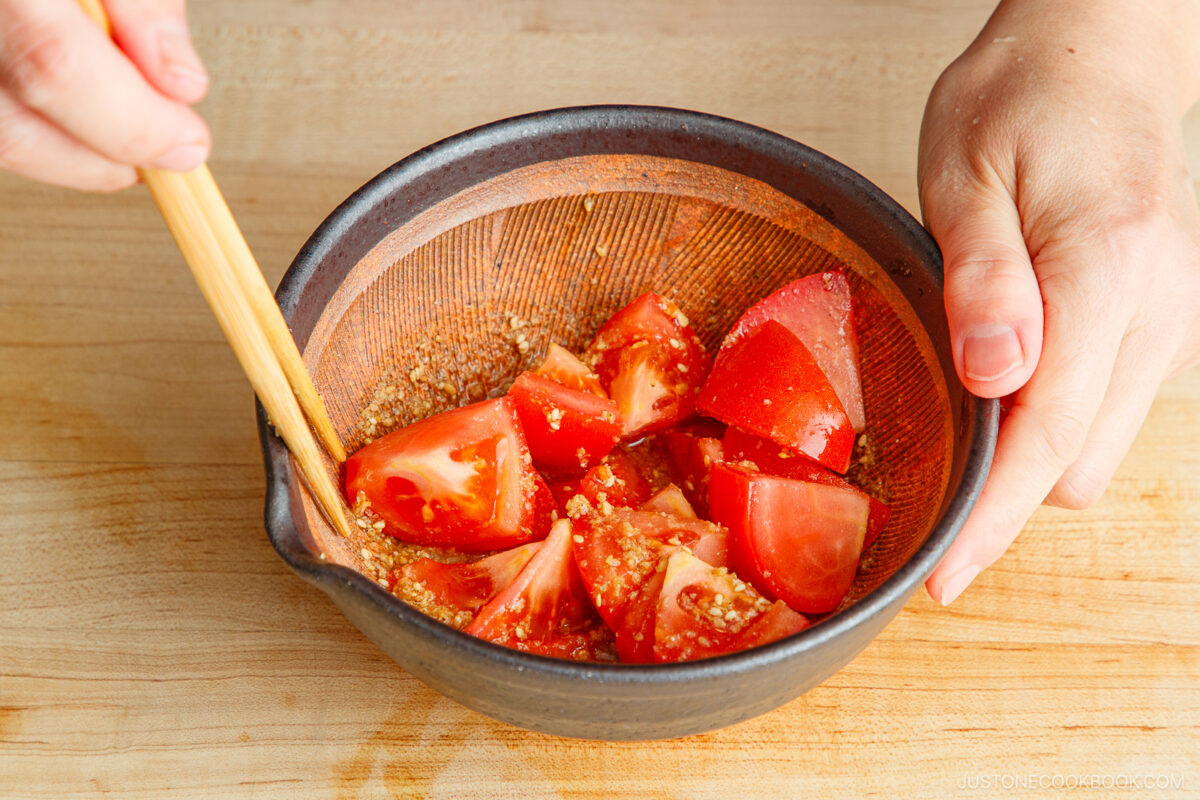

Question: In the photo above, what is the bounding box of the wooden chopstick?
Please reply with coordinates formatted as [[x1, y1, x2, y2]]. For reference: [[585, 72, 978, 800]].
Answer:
[[76, 0, 352, 539], [183, 165, 347, 464]]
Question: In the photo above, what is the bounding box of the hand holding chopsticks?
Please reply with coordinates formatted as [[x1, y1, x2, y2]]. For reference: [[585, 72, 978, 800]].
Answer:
[[76, 0, 353, 538]]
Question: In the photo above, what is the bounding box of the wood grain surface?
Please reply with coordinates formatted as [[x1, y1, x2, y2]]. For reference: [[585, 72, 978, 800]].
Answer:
[[1, 1, 1197, 797]]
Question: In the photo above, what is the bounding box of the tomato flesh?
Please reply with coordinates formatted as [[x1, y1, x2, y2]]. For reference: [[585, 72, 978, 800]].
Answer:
[[536, 342, 609, 398], [585, 293, 710, 439], [639, 483, 698, 519], [344, 397, 552, 551], [394, 541, 541, 615], [571, 507, 728, 623], [571, 507, 731, 663], [708, 462, 868, 613], [507, 371, 622, 474], [613, 567, 666, 663], [617, 508, 728, 569], [665, 432, 724, 516], [724, 271, 865, 432], [653, 550, 809, 662], [697, 319, 854, 473], [570, 512, 671, 627], [722, 427, 890, 549], [466, 520, 610, 660], [548, 449, 653, 512]]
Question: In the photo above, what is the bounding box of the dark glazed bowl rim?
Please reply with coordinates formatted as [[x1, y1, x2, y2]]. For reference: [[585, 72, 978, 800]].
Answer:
[[260, 105, 999, 686]]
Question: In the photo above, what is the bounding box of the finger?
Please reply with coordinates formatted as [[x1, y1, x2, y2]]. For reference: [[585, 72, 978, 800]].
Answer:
[[106, 0, 209, 104], [0, 85, 135, 191], [1048, 326, 1170, 508], [921, 176, 1045, 399], [0, 0, 210, 171], [925, 266, 1127, 604]]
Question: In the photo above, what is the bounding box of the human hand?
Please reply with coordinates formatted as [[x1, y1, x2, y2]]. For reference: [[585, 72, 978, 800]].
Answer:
[[0, 0, 210, 191], [918, 0, 1200, 604]]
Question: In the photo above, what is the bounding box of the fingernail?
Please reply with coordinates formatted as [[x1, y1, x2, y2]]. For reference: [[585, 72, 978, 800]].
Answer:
[[937, 564, 981, 606], [158, 23, 209, 86], [963, 323, 1023, 382], [154, 142, 208, 172]]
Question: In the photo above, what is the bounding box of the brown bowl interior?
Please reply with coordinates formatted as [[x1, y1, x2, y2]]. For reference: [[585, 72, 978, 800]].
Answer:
[[295, 153, 953, 614]]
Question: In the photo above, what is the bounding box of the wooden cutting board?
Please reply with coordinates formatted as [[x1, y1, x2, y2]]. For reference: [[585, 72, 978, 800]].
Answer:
[[1, 2, 1197, 797]]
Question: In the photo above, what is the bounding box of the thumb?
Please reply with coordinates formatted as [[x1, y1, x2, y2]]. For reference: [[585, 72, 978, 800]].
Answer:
[[922, 178, 1044, 399]]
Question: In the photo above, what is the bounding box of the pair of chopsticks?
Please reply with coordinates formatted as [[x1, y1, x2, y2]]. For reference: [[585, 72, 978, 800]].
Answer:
[[77, 0, 353, 538]]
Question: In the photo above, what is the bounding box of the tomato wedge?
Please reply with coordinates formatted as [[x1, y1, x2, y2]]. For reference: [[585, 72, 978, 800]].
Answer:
[[571, 512, 670, 627], [628, 509, 728, 568], [344, 397, 553, 551], [536, 343, 609, 397], [571, 508, 728, 623], [664, 431, 724, 516], [708, 462, 869, 613], [722, 427, 890, 549], [507, 372, 622, 473], [653, 550, 809, 662], [724, 272, 865, 432], [613, 567, 666, 663], [639, 483, 698, 519], [571, 507, 730, 663], [585, 293, 710, 439], [548, 449, 653, 513], [395, 541, 541, 616], [466, 520, 610, 660], [697, 319, 854, 473]]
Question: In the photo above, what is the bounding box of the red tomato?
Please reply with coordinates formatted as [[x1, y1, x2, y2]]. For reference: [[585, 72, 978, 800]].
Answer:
[[571, 507, 728, 625], [394, 541, 541, 615], [548, 449, 653, 512], [639, 483, 698, 519], [722, 427, 890, 549], [708, 462, 869, 613], [653, 550, 809, 663], [585, 293, 710, 439], [531, 469, 559, 529], [345, 397, 553, 551], [724, 271, 865, 432], [571, 512, 670, 628], [466, 520, 610, 660], [507, 372, 622, 473], [738, 601, 816, 649], [613, 567, 666, 663], [613, 434, 676, 492], [535, 342, 608, 398], [697, 319, 854, 473], [627, 509, 728, 569], [618, 508, 728, 568], [664, 432, 725, 516]]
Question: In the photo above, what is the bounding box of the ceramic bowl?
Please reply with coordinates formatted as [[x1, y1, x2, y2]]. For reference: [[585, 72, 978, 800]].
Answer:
[[260, 105, 998, 741]]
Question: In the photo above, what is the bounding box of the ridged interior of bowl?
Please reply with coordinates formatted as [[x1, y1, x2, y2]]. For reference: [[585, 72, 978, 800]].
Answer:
[[296, 154, 953, 611]]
